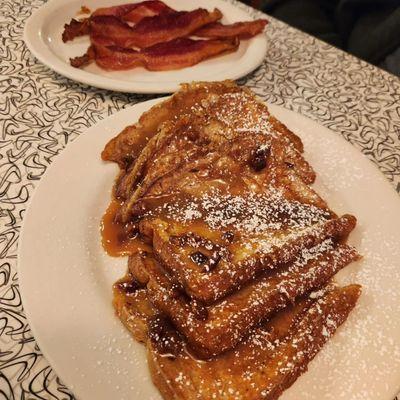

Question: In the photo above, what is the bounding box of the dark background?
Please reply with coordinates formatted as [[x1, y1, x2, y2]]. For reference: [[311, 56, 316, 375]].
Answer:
[[242, 0, 400, 76]]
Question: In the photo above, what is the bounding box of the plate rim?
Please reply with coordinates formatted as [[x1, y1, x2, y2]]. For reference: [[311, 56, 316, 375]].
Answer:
[[23, 0, 268, 94], [17, 97, 400, 400]]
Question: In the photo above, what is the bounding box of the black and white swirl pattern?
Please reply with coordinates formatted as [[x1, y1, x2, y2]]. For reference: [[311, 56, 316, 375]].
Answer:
[[0, 0, 399, 398]]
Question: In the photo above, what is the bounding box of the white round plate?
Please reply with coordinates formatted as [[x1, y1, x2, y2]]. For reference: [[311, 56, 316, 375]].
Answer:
[[18, 98, 400, 400], [23, 0, 267, 93]]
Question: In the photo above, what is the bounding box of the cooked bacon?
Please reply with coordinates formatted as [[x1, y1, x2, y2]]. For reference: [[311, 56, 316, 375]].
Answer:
[[92, 1, 175, 23], [90, 8, 223, 49], [64, 5, 267, 72], [195, 19, 268, 39], [62, 18, 90, 42], [89, 16, 134, 47], [62, 1, 175, 43], [85, 37, 239, 71], [132, 9, 223, 47], [70, 46, 96, 68]]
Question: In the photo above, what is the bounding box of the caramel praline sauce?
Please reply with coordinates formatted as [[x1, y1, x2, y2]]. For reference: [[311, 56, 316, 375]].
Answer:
[[101, 199, 151, 257]]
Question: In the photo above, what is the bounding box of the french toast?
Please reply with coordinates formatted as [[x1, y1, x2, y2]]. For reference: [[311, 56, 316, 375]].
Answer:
[[102, 81, 362, 399], [113, 277, 156, 343], [147, 284, 361, 400], [144, 212, 356, 304], [115, 97, 316, 222], [102, 81, 284, 167], [113, 277, 361, 400], [102, 82, 357, 305], [128, 240, 359, 358], [128, 155, 356, 303], [104, 81, 314, 208], [119, 132, 323, 224], [112, 268, 313, 347]]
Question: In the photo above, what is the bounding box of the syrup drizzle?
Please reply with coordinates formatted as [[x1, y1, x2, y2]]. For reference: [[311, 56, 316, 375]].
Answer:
[[101, 199, 151, 257]]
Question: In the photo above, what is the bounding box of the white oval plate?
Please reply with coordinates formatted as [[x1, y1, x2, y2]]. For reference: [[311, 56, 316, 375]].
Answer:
[[24, 0, 267, 93], [18, 98, 400, 400]]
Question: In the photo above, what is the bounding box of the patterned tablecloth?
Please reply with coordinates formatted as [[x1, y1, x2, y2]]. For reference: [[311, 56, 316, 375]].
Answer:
[[1, 0, 399, 398]]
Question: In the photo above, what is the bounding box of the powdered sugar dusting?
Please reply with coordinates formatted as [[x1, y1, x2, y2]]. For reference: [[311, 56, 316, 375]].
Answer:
[[270, 104, 400, 400], [302, 231, 400, 400], [156, 188, 330, 234], [188, 90, 276, 137]]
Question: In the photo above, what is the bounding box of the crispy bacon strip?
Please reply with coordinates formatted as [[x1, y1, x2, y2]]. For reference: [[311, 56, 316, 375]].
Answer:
[[88, 16, 135, 47], [62, 1, 175, 43], [73, 36, 239, 71], [90, 8, 223, 49], [62, 18, 90, 42], [92, 1, 175, 23], [195, 19, 268, 39]]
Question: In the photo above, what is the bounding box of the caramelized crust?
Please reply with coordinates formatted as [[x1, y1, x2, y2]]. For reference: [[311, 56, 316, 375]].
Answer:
[[113, 278, 361, 399], [102, 81, 308, 187], [117, 127, 317, 223], [130, 242, 359, 358], [115, 83, 313, 216], [146, 285, 361, 400], [103, 81, 262, 167], [149, 214, 356, 304], [113, 275, 156, 342]]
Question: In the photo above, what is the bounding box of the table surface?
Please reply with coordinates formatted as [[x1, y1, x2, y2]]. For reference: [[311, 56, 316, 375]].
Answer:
[[1, 0, 399, 398]]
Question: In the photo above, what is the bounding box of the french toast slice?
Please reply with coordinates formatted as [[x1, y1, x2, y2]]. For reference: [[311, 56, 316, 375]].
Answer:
[[115, 115, 314, 206], [128, 240, 359, 358], [120, 130, 321, 222], [112, 279, 361, 400], [144, 212, 356, 304], [113, 275, 156, 343], [112, 268, 314, 347], [147, 284, 361, 400], [111, 81, 314, 217], [102, 81, 263, 168]]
